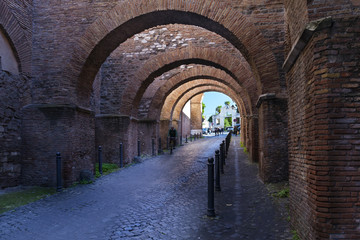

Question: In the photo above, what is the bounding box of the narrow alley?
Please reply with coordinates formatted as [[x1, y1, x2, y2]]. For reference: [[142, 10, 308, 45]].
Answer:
[[0, 135, 291, 240]]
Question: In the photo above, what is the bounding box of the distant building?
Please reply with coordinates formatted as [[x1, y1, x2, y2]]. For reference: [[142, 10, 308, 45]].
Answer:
[[210, 105, 240, 129]]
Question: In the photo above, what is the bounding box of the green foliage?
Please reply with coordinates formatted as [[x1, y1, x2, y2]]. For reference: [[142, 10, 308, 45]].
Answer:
[[0, 187, 56, 214], [202, 102, 206, 121], [291, 230, 300, 240], [79, 179, 93, 185], [224, 117, 232, 128], [95, 163, 119, 178], [240, 142, 248, 153], [224, 101, 230, 106], [216, 105, 222, 114], [273, 187, 289, 198], [208, 116, 213, 123]]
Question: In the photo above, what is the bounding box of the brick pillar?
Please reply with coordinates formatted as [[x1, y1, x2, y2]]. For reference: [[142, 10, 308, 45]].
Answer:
[[21, 104, 95, 187], [248, 115, 259, 163], [160, 119, 171, 149], [138, 119, 158, 156], [285, 17, 360, 239], [190, 94, 203, 134], [257, 94, 288, 183], [240, 116, 246, 145], [96, 115, 139, 166]]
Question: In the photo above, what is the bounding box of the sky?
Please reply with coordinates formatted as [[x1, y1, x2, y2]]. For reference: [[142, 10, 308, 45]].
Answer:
[[202, 92, 236, 119]]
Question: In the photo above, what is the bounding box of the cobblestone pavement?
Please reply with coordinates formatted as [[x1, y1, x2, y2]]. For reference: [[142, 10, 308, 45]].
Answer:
[[0, 135, 291, 240]]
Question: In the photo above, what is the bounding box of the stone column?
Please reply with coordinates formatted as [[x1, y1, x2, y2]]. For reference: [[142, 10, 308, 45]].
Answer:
[[21, 104, 95, 187], [256, 93, 288, 183]]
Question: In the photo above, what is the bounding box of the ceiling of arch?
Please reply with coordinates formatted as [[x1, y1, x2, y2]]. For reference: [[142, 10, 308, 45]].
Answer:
[[93, 24, 257, 118]]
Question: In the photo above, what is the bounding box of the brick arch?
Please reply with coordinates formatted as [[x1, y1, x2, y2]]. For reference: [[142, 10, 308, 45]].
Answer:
[[121, 46, 258, 116], [160, 81, 244, 121], [168, 85, 242, 122], [72, 0, 279, 106], [146, 66, 251, 120], [0, 1, 31, 74]]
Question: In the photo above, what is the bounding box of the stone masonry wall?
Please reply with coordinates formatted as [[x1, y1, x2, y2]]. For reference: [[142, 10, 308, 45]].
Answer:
[[0, 71, 30, 188]]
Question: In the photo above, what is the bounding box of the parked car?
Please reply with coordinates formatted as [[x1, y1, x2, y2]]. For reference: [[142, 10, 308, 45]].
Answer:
[[226, 127, 233, 131]]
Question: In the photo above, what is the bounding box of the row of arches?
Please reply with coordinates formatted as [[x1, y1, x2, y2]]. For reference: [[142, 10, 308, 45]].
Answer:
[[1, 0, 359, 239]]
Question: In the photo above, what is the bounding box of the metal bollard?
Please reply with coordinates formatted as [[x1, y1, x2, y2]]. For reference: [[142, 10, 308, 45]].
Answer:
[[220, 143, 224, 174], [180, 135, 182, 146], [223, 140, 227, 159], [120, 143, 123, 168], [98, 146, 103, 175], [222, 140, 226, 165], [215, 150, 221, 191], [152, 138, 155, 156], [158, 137, 162, 154], [185, 135, 188, 143], [207, 158, 216, 217], [137, 139, 141, 157], [56, 152, 62, 192]]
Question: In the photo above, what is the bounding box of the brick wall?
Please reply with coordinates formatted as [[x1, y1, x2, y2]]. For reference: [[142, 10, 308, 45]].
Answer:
[[287, 16, 360, 239], [21, 105, 95, 187], [258, 97, 288, 182]]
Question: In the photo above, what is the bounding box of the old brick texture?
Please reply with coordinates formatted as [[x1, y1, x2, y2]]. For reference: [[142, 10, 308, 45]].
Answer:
[[0, 1, 359, 239]]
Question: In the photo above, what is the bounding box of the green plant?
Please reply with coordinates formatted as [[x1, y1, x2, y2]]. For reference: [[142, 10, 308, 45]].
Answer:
[[95, 163, 119, 178], [291, 230, 300, 240], [79, 179, 93, 185], [273, 187, 289, 198], [0, 187, 56, 214], [224, 117, 232, 129]]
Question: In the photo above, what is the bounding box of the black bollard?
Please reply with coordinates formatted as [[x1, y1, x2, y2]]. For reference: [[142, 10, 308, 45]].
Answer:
[[215, 150, 221, 191], [152, 138, 155, 156], [180, 135, 182, 146], [220, 143, 224, 174], [120, 143, 123, 168], [207, 158, 216, 217], [158, 137, 162, 154], [137, 139, 141, 157], [222, 140, 226, 165], [185, 135, 188, 143], [56, 152, 62, 192], [223, 140, 227, 159], [98, 146, 103, 175]]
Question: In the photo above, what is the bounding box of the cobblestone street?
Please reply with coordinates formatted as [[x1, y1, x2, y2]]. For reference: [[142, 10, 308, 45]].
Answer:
[[0, 135, 291, 240]]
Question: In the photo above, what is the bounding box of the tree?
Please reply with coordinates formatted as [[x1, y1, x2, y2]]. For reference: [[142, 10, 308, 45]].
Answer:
[[225, 101, 230, 106], [216, 105, 222, 114], [208, 116, 213, 123], [224, 117, 232, 128], [202, 102, 206, 122]]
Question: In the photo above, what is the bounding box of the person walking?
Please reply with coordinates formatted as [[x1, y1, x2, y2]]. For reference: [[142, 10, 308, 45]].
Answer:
[[168, 126, 177, 149]]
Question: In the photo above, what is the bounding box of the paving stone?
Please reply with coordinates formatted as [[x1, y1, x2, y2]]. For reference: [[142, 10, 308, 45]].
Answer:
[[0, 134, 291, 240]]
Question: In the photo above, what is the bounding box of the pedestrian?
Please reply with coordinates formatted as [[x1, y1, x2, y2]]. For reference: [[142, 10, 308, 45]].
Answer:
[[168, 126, 177, 149]]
